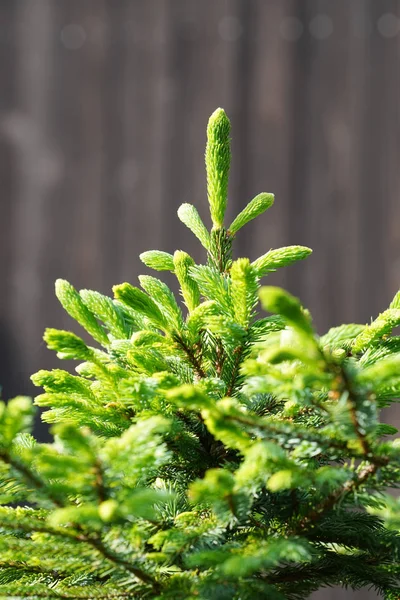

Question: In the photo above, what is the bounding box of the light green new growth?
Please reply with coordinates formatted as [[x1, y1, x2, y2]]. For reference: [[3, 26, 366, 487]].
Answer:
[[139, 250, 175, 272], [390, 290, 400, 309], [352, 306, 400, 353], [228, 192, 274, 235], [177, 203, 211, 250], [230, 258, 258, 327], [55, 279, 109, 346], [206, 108, 231, 228], [173, 250, 200, 312], [2, 108, 400, 600], [80, 289, 129, 339], [113, 282, 168, 331], [259, 286, 314, 337], [252, 245, 312, 277], [43, 328, 93, 360]]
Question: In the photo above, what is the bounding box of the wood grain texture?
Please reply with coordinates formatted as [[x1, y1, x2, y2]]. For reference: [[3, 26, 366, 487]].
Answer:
[[0, 2, 399, 597]]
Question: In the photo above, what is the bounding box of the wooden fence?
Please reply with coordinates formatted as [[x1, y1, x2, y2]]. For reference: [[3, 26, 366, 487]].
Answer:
[[0, 2, 399, 596]]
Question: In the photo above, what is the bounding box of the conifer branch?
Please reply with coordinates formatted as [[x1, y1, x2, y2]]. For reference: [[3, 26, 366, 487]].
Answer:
[[225, 344, 246, 396], [0, 517, 159, 591], [0, 450, 65, 508], [294, 458, 387, 534], [340, 365, 371, 456], [0, 517, 88, 543], [86, 536, 160, 591], [0, 592, 134, 599], [264, 552, 387, 587], [222, 411, 383, 463], [174, 334, 206, 379], [208, 227, 233, 274], [0, 561, 67, 578], [3, 107, 399, 599]]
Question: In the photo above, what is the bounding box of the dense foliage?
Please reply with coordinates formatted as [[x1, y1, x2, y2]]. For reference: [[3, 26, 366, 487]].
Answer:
[[2, 108, 400, 599]]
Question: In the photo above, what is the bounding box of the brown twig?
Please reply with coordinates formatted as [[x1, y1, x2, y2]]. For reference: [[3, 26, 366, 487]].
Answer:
[[93, 458, 108, 504], [87, 536, 160, 590], [215, 338, 226, 376], [294, 459, 384, 534], [226, 345, 245, 396], [174, 334, 206, 379]]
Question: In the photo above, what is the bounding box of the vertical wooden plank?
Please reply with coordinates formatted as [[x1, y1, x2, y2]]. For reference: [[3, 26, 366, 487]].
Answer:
[[385, 1, 400, 307], [226, 0, 256, 244], [384, 0, 400, 439], [0, 0, 19, 399], [286, 0, 364, 333], [5, 0, 57, 392], [41, 0, 107, 304], [290, 3, 367, 597], [386, 1, 400, 309], [356, 0, 398, 322], [367, 0, 400, 500], [96, 0, 127, 292], [229, 0, 298, 292], [107, 0, 169, 286], [158, 0, 240, 269], [17, 0, 112, 434], [311, 3, 400, 597]]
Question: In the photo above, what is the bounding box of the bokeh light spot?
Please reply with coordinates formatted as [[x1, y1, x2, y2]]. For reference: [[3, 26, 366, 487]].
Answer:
[[377, 13, 400, 38], [60, 24, 86, 50], [309, 15, 333, 40]]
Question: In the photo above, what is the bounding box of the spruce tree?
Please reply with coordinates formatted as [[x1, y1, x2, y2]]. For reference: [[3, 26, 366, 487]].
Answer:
[[2, 108, 400, 599]]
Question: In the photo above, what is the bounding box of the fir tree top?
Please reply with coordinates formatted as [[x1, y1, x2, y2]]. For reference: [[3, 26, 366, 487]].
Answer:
[[1, 108, 400, 600]]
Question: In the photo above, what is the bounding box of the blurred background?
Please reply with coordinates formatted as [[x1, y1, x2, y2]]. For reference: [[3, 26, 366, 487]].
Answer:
[[0, 1, 399, 597]]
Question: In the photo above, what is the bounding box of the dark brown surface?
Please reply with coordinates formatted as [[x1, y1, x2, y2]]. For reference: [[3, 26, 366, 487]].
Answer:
[[0, 2, 399, 597]]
